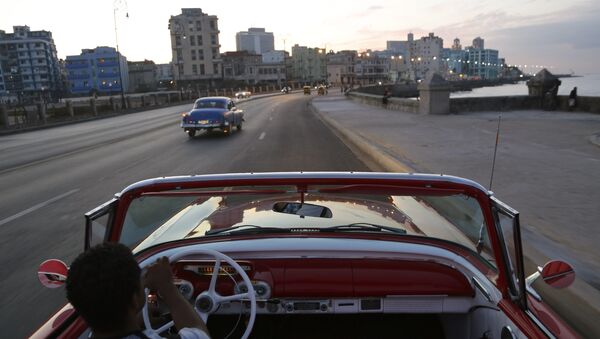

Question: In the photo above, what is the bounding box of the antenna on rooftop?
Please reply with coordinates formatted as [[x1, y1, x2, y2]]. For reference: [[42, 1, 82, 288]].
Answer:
[[489, 115, 502, 190]]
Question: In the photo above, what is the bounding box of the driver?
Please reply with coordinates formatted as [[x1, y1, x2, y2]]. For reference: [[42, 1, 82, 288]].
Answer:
[[66, 243, 210, 339]]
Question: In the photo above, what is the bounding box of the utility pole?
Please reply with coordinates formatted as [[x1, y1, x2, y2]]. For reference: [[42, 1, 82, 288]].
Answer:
[[113, 0, 128, 109]]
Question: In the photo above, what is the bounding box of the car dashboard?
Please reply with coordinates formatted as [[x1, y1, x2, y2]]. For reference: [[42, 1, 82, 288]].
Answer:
[[169, 257, 477, 316]]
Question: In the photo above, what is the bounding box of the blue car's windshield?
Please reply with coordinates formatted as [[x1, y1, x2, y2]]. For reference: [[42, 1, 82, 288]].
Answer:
[[194, 100, 226, 109]]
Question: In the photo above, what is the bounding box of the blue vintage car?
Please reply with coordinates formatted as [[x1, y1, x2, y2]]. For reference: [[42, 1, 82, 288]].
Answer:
[[181, 97, 244, 137]]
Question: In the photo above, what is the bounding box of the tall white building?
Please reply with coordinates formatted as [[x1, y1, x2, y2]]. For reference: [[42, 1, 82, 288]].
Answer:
[[168, 8, 221, 86], [290, 45, 326, 83], [411, 33, 444, 80], [385, 33, 444, 81], [236, 28, 274, 55]]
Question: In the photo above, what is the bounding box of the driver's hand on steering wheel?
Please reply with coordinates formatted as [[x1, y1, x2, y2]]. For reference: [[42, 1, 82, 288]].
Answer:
[[143, 257, 178, 300], [143, 257, 209, 335]]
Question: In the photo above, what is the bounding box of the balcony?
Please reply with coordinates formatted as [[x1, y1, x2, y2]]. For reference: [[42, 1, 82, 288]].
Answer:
[[66, 62, 89, 69], [97, 72, 120, 78], [97, 61, 119, 67], [99, 84, 121, 92], [68, 73, 91, 80]]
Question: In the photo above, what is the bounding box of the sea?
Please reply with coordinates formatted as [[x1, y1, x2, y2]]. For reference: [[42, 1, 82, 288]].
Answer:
[[450, 73, 600, 98]]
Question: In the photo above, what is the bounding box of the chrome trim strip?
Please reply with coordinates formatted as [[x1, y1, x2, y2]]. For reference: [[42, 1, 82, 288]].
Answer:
[[181, 123, 222, 128], [491, 196, 519, 215], [472, 276, 492, 302], [119, 172, 491, 196], [526, 309, 556, 339]]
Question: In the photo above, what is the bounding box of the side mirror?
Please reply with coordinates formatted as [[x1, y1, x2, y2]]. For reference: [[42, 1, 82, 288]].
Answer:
[[38, 259, 68, 288], [539, 260, 575, 289], [526, 260, 575, 300]]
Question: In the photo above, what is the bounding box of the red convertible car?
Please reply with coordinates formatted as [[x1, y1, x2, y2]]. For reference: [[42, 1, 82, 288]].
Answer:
[[33, 172, 578, 338]]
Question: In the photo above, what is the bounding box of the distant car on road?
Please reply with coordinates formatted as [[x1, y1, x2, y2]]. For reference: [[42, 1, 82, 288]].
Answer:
[[303, 86, 311, 95], [181, 97, 244, 137], [281, 86, 292, 94], [235, 91, 251, 99]]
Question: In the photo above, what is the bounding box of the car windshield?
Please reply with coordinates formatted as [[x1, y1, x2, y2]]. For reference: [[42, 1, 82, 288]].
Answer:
[[194, 99, 226, 109], [119, 185, 496, 272]]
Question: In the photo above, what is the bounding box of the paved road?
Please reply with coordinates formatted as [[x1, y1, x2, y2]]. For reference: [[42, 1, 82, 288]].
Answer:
[[0, 93, 368, 338]]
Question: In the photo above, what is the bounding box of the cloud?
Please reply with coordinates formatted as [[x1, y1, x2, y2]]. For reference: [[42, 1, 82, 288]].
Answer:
[[368, 5, 384, 10]]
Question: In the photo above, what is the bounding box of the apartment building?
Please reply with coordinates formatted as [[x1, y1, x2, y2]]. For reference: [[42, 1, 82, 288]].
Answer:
[[65, 46, 129, 95], [0, 26, 62, 104], [169, 8, 221, 87]]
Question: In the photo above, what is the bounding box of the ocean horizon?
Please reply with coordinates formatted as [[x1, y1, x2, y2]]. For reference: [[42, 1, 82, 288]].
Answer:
[[451, 73, 600, 98]]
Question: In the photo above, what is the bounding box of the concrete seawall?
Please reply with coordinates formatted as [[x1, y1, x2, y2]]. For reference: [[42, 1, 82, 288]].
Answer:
[[347, 91, 600, 114], [450, 96, 540, 113], [347, 92, 419, 113]]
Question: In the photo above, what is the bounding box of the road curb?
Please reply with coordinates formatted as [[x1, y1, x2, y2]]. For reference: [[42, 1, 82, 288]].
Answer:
[[308, 99, 413, 173]]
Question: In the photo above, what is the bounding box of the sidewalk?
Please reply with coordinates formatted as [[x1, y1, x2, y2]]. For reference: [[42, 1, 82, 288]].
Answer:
[[311, 92, 600, 335]]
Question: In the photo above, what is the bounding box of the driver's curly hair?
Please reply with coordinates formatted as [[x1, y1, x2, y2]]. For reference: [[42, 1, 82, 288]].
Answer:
[[66, 242, 141, 332]]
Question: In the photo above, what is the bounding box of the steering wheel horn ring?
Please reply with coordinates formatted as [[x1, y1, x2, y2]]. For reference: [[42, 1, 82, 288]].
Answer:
[[141, 248, 257, 339]]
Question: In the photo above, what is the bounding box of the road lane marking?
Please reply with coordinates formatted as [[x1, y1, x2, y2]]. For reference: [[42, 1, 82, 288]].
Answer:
[[259, 132, 266, 140], [0, 189, 80, 227]]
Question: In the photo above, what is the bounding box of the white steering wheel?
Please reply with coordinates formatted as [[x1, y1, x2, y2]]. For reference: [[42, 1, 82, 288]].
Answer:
[[141, 248, 256, 339]]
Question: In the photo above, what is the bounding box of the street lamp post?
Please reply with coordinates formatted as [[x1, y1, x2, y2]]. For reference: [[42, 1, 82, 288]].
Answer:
[[113, 0, 128, 109]]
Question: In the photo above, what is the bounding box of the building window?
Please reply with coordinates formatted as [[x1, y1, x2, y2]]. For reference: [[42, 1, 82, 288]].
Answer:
[[210, 20, 215, 30], [192, 64, 198, 75], [190, 36, 196, 46], [18, 44, 24, 48], [198, 50, 204, 60], [196, 21, 202, 30], [191, 50, 196, 61], [200, 64, 205, 75], [211, 34, 217, 45], [213, 63, 219, 74], [198, 36, 203, 46], [212, 48, 218, 58], [175, 36, 182, 46]]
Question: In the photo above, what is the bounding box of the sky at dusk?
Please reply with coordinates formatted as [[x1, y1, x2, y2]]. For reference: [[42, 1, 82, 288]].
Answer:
[[2, 0, 599, 74]]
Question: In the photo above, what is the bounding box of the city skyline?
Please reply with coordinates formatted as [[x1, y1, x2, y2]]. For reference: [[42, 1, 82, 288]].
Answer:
[[1, 0, 599, 74]]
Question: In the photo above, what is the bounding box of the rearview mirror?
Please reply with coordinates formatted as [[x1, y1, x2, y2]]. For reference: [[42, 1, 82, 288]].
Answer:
[[273, 202, 332, 218], [38, 259, 68, 288]]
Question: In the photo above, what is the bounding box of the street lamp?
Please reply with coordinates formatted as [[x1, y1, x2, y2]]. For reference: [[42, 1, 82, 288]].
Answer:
[[113, 0, 128, 109]]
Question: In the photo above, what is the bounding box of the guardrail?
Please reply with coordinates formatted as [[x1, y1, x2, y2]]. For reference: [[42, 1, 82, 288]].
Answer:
[[0, 84, 301, 132]]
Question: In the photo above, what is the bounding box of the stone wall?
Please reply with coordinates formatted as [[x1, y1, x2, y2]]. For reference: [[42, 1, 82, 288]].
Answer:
[[556, 96, 600, 114], [341, 91, 600, 115], [449, 96, 541, 113], [347, 92, 419, 113]]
